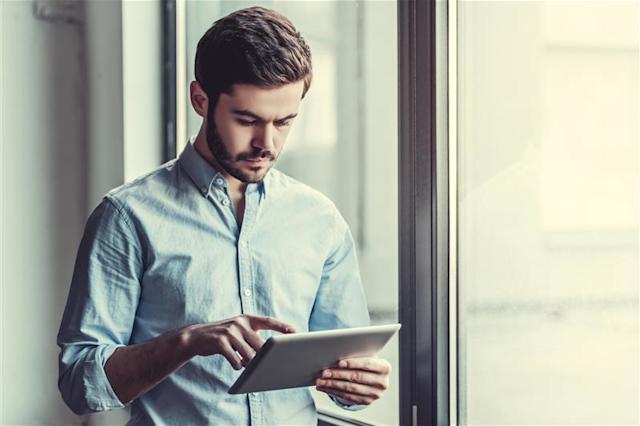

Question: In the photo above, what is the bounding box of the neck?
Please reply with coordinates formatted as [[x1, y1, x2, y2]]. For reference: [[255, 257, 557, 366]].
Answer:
[[193, 126, 247, 196]]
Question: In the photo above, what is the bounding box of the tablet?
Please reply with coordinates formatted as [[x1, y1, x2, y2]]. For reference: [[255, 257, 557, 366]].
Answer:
[[228, 323, 401, 394]]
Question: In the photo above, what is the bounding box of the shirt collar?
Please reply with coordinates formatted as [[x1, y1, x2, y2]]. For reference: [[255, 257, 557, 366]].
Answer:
[[178, 138, 269, 198]]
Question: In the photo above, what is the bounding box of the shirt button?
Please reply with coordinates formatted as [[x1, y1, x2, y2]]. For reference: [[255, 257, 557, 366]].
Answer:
[[240, 241, 247, 248], [221, 198, 229, 206], [215, 177, 224, 186], [243, 288, 252, 297]]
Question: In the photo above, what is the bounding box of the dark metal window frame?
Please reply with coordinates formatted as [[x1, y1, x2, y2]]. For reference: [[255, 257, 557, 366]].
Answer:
[[162, 0, 177, 161], [398, 1, 449, 425]]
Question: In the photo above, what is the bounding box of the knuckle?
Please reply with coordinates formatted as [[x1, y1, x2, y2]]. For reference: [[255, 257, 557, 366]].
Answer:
[[350, 372, 360, 382]]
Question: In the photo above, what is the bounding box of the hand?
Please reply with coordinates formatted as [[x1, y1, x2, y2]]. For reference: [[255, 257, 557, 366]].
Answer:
[[315, 357, 391, 405], [184, 314, 295, 369]]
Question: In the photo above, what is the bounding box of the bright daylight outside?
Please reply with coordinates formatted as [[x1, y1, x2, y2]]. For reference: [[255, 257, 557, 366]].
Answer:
[[457, 1, 639, 424]]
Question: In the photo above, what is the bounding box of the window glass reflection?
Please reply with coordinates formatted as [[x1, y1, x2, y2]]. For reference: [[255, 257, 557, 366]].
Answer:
[[184, 1, 398, 424]]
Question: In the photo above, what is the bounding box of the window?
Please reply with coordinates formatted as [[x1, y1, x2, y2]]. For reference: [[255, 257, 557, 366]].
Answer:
[[169, 1, 638, 424], [456, 1, 639, 424], [178, 1, 399, 424]]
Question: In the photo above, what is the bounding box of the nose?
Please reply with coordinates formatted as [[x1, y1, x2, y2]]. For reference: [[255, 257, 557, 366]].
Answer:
[[251, 123, 276, 152]]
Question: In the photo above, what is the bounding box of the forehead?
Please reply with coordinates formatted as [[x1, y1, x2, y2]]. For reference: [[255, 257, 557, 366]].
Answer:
[[219, 82, 305, 118]]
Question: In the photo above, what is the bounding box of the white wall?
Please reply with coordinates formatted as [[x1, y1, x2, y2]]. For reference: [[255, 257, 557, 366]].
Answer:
[[1, 1, 88, 424], [1, 1, 161, 424]]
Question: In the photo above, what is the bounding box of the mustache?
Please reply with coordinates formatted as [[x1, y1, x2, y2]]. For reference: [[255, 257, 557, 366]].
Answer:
[[237, 150, 276, 161]]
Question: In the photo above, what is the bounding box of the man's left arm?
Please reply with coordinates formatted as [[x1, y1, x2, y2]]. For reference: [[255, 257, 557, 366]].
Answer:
[[308, 210, 391, 408]]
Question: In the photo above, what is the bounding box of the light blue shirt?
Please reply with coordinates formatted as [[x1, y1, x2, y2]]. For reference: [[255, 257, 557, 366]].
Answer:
[[57, 141, 370, 425]]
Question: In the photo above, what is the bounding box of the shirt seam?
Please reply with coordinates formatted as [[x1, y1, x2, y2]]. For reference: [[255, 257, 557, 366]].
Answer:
[[103, 196, 146, 272], [103, 196, 139, 241]]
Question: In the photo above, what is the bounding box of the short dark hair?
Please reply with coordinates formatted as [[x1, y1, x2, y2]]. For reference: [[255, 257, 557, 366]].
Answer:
[[195, 6, 313, 107]]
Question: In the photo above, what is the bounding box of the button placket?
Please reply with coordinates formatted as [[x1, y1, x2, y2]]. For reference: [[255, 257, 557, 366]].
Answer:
[[238, 241, 253, 315], [248, 391, 262, 426], [237, 191, 259, 318]]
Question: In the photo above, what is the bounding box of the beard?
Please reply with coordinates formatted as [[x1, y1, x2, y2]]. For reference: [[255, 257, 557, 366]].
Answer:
[[205, 109, 277, 184]]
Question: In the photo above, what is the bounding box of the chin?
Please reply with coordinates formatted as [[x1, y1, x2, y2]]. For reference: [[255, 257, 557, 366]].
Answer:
[[236, 166, 271, 183]]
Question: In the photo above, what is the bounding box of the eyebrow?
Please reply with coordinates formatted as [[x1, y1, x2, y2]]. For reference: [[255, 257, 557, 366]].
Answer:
[[231, 109, 298, 122]]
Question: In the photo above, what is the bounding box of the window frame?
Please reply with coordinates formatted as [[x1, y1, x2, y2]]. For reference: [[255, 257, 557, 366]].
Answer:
[[162, 0, 177, 161], [166, 1, 451, 424], [398, 0, 450, 425]]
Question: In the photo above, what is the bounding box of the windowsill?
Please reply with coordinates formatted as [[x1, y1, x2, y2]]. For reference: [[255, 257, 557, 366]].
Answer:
[[317, 410, 376, 426]]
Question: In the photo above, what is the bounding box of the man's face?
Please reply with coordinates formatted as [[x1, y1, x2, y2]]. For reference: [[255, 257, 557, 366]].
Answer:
[[205, 82, 304, 183]]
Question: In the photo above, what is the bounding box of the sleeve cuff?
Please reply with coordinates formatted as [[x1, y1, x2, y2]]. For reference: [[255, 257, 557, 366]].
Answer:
[[329, 394, 367, 412], [83, 344, 127, 411]]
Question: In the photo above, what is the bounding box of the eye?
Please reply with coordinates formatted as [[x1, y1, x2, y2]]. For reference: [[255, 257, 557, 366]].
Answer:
[[237, 119, 257, 126], [274, 120, 291, 127]]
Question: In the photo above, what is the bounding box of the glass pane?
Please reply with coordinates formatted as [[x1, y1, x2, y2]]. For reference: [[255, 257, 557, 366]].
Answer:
[[457, 1, 639, 424], [184, 1, 398, 424]]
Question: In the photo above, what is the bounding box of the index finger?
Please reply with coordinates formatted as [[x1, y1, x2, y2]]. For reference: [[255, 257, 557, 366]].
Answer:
[[246, 315, 296, 334], [336, 357, 391, 374]]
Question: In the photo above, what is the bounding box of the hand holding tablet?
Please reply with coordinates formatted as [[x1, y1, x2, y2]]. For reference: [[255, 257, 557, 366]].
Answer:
[[228, 324, 401, 396], [315, 356, 393, 406]]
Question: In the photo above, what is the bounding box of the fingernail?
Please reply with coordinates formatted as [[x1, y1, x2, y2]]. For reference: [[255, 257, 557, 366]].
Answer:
[[322, 370, 331, 378], [317, 379, 325, 386], [339, 360, 347, 368]]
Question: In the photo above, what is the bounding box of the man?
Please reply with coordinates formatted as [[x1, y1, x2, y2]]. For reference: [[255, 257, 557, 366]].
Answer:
[[58, 6, 390, 425]]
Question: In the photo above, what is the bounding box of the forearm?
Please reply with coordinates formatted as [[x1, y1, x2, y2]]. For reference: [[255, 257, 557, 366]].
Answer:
[[104, 326, 195, 404]]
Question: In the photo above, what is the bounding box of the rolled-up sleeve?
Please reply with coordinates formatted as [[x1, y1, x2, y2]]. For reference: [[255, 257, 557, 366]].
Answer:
[[57, 197, 142, 415]]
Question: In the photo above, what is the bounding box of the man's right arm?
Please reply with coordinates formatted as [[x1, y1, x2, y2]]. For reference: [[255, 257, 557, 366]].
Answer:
[[57, 198, 294, 414], [104, 315, 294, 405], [57, 198, 142, 415]]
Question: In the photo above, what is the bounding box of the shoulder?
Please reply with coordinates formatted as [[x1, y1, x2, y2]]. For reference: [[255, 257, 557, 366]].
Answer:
[[103, 159, 180, 212], [267, 168, 339, 213], [266, 168, 349, 237]]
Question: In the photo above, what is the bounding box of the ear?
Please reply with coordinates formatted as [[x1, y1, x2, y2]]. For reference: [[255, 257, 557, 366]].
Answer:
[[190, 80, 209, 119]]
